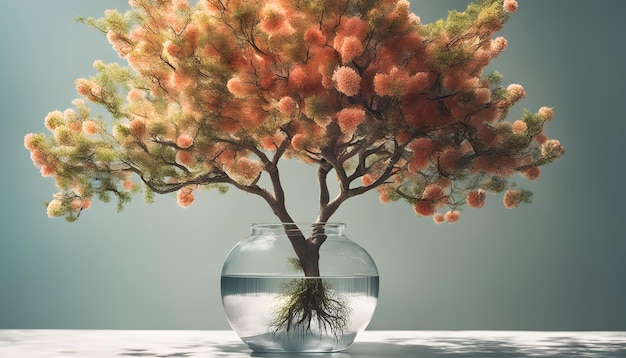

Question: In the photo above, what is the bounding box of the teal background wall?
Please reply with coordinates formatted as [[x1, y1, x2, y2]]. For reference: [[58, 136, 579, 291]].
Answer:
[[1, 1, 625, 330]]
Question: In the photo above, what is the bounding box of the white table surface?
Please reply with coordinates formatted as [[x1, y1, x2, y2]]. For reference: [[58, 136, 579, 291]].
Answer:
[[0, 330, 625, 357]]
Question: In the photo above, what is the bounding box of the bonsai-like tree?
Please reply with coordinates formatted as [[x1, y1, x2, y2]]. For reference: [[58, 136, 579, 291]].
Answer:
[[24, 0, 563, 336]]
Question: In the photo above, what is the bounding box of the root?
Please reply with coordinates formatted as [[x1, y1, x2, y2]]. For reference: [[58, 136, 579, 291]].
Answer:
[[270, 278, 351, 338]]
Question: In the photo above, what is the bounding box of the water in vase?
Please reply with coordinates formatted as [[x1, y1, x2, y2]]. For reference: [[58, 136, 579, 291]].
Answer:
[[221, 274, 379, 352]]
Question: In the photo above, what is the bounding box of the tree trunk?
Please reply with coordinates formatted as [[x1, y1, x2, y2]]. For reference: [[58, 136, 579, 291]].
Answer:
[[298, 244, 321, 277], [281, 223, 327, 277]]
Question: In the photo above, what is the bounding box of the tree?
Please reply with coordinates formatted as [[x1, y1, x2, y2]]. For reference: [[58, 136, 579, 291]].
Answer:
[[24, 0, 563, 336]]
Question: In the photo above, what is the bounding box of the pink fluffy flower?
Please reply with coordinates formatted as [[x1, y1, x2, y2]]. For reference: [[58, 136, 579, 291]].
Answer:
[[44, 110, 64, 132], [467, 190, 486, 208], [338, 16, 368, 41], [289, 66, 311, 89], [63, 109, 76, 122], [407, 137, 434, 173], [30, 150, 46, 167], [226, 77, 247, 97], [422, 184, 445, 202], [521, 166, 541, 181], [122, 179, 134, 190], [177, 187, 195, 208], [177, 151, 194, 166], [336, 107, 365, 133], [438, 147, 460, 174], [511, 120, 527, 135], [291, 133, 306, 150], [24, 133, 38, 151], [537, 106, 554, 121], [407, 72, 430, 93], [445, 210, 460, 223], [164, 40, 181, 57], [75, 78, 103, 102], [69, 121, 82, 132], [378, 187, 394, 203], [82, 120, 100, 135], [81, 198, 92, 210], [177, 134, 194, 148], [107, 30, 133, 57], [340, 36, 364, 63], [541, 139, 565, 159], [413, 200, 436, 217], [70, 199, 86, 212], [433, 213, 445, 224], [278, 96, 297, 114], [507, 84, 526, 101], [492, 37, 508, 53], [259, 3, 288, 34], [170, 71, 194, 90], [304, 27, 326, 46], [409, 137, 434, 153], [332, 66, 361, 96], [228, 157, 263, 185], [40, 165, 54, 177], [236, 157, 261, 177], [260, 131, 287, 150], [127, 88, 143, 102], [46, 199, 64, 218], [129, 119, 146, 137], [374, 67, 409, 97], [362, 175, 373, 187], [503, 0, 519, 13], [503, 190, 521, 209]]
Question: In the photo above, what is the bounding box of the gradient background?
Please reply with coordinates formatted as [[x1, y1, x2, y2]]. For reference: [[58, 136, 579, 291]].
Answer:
[[1, 1, 625, 330]]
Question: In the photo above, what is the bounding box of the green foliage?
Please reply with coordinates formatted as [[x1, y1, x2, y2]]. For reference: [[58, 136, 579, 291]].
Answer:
[[430, 46, 474, 72], [116, 191, 132, 212], [144, 184, 155, 204], [491, 86, 508, 101], [517, 188, 533, 205], [485, 71, 503, 86], [94, 147, 119, 163], [231, 4, 258, 25], [75, 8, 131, 34], [482, 176, 508, 193], [89, 62, 133, 118], [304, 96, 333, 121], [521, 109, 544, 137], [98, 190, 111, 203], [423, 0, 508, 73]]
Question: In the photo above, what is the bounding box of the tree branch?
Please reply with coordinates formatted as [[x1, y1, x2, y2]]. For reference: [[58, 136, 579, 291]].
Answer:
[[317, 159, 333, 215]]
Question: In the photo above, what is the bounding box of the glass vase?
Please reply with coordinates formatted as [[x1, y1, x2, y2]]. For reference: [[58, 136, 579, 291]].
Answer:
[[220, 222, 379, 353]]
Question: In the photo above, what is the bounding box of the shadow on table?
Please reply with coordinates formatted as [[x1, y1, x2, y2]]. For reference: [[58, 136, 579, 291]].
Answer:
[[345, 335, 626, 358], [346, 341, 517, 358], [115, 338, 626, 358], [126, 333, 626, 358]]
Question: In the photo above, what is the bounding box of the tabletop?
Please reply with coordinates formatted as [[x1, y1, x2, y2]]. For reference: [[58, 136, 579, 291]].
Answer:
[[1, 330, 625, 357]]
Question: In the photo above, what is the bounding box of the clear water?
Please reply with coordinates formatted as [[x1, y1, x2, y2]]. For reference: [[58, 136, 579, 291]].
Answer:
[[221, 275, 379, 352]]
